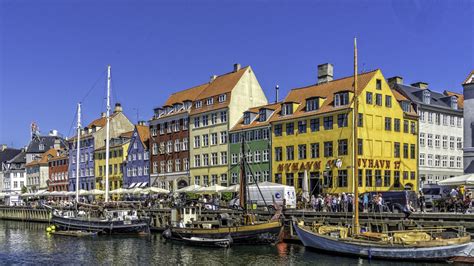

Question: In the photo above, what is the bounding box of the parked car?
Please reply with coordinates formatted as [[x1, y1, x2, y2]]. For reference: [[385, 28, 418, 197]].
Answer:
[[422, 185, 450, 209], [360, 190, 419, 213]]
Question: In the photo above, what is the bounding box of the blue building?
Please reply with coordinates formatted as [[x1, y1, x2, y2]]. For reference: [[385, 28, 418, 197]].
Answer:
[[123, 123, 150, 188], [68, 104, 134, 192]]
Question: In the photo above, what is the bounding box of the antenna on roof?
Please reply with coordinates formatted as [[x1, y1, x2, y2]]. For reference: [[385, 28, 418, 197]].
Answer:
[[275, 85, 279, 103]]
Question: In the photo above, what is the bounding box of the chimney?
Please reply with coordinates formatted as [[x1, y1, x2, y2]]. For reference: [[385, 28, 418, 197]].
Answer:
[[233, 63, 241, 72], [210, 75, 217, 83], [411, 82, 429, 89], [317, 63, 334, 84], [387, 76, 403, 87], [0, 144, 6, 151], [114, 103, 123, 113], [138, 121, 146, 126], [101, 112, 106, 118], [53, 139, 61, 150], [275, 85, 279, 103]]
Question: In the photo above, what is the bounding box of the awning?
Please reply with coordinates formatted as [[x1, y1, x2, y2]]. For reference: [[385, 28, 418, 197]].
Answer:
[[128, 183, 137, 189], [139, 182, 148, 188], [438, 174, 474, 186]]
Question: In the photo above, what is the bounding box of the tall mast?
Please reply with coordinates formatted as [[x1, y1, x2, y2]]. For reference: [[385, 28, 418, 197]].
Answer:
[[352, 37, 360, 234], [239, 134, 247, 212], [75, 103, 81, 200], [105, 65, 111, 202]]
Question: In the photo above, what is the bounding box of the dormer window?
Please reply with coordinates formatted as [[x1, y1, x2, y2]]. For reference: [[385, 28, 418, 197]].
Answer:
[[451, 96, 458, 110], [39, 144, 45, 151], [195, 101, 202, 108], [244, 112, 251, 125], [306, 98, 319, 112], [184, 101, 192, 109], [218, 94, 226, 103], [282, 103, 293, 116], [206, 98, 214, 105], [423, 90, 431, 104], [334, 92, 349, 107], [259, 109, 267, 122], [401, 101, 410, 112]]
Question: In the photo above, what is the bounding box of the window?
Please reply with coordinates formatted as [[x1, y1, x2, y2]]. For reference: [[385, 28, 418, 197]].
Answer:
[[366, 170, 373, 187], [457, 137, 463, 149], [175, 159, 181, 172], [427, 154, 433, 166], [144, 165, 149, 175], [286, 122, 294, 135], [411, 122, 416, 134], [274, 124, 282, 136], [220, 131, 227, 144], [403, 120, 409, 133], [385, 95, 392, 107], [211, 113, 217, 124], [231, 173, 238, 184], [231, 153, 238, 165], [167, 160, 173, 172], [311, 143, 320, 158], [337, 114, 348, 127], [324, 141, 333, 157], [410, 144, 416, 159], [167, 141, 173, 153], [420, 153, 425, 166], [203, 134, 209, 146], [152, 143, 158, 155], [410, 171, 415, 180], [182, 138, 189, 151], [194, 117, 200, 128], [423, 90, 430, 104], [338, 170, 348, 187], [183, 118, 189, 130], [450, 137, 455, 149], [160, 161, 165, 173], [220, 111, 227, 123], [435, 113, 440, 125], [298, 120, 307, 133], [402, 101, 410, 112], [357, 139, 363, 155], [244, 112, 251, 125], [375, 93, 382, 106], [457, 117, 462, 127], [427, 134, 433, 147], [366, 92, 373, 104], [194, 155, 201, 167], [450, 116, 455, 126], [202, 115, 208, 126], [358, 113, 363, 127], [259, 109, 267, 121], [262, 128, 269, 139], [174, 139, 180, 152], [254, 150, 261, 162], [194, 136, 201, 148], [323, 116, 333, 130], [394, 142, 400, 158], [450, 156, 455, 168], [338, 139, 348, 156], [211, 153, 218, 165], [457, 157, 462, 168], [282, 103, 293, 115], [153, 162, 158, 173], [184, 158, 189, 170], [385, 117, 391, 131], [218, 94, 226, 102], [263, 150, 269, 162], [334, 92, 349, 107], [221, 173, 228, 184], [376, 79, 382, 90], [419, 111, 425, 122], [403, 171, 409, 180], [203, 154, 209, 166], [211, 133, 218, 145], [306, 98, 319, 111], [298, 144, 307, 160], [194, 176, 201, 185], [442, 135, 448, 149], [394, 118, 400, 132], [275, 147, 282, 161], [286, 146, 294, 160], [403, 143, 409, 158], [206, 97, 213, 105], [263, 171, 269, 182], [324, 170, 333, 188], [435, 135, 440, 148], [375, 170, 382, 186], [310, 118, 320, 132], [442, 155, 448, 167]]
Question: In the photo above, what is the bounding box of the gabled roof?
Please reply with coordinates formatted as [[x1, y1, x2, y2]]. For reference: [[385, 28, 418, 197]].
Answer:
[[444, 90, 464, 108], [194, 66, 249, 100], [231, 102, 280, 131], [120, 130, 134, 139], [26, 135, 67, 154], [164, 84, 209, 106], [391, 88, 409, 102], [8, 150, 26, 164], [86, 112, 119, 128], [270, 70, 378, 122], [463, 70, 474, 85], [393, 83, 463, 112], [0, 148, 22, 163], [25, 148, 60, 167], [135, 125, 150, 148]]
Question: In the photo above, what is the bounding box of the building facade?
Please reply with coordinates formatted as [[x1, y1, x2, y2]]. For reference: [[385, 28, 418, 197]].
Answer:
[[68, 103, 134, 192], [228, 103, 278, 186], [94, 135, 130, 193], [48, 151, 69, 192], [189, 64, 268, 187], [25, 131, 66, 164], [270, 65, 419, 195], [26, 148, 60, 192], [392, 79, 464, 186], [123, 124, 150, 188], [1, 147, 25, 205], [463, 71, 474, 173]]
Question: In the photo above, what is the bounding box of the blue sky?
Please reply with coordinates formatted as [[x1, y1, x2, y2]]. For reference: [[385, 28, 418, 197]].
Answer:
[[1, 0, 473, 147]]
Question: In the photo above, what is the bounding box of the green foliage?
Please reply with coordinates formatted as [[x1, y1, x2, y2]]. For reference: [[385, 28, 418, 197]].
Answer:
[[221, 192, 233, 201], [21, 186, 27, 194]]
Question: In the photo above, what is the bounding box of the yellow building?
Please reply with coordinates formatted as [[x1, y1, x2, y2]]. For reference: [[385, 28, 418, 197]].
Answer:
[[270, 65, 418, 194], [94, 133, 131, 197]]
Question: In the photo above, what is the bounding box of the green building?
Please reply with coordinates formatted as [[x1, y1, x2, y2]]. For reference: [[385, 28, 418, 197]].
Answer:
[[228, 103, 280, 185]]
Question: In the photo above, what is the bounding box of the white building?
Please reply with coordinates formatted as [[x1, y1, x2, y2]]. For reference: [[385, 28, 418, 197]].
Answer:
[[391, 78, 464, 187], [1, 149, 26, 205]]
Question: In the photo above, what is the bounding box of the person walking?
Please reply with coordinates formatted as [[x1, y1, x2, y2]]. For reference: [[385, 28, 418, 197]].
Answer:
[[418, 191, 426, 213]]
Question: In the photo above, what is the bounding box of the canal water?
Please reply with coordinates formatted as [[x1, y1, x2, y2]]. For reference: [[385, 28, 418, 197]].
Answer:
[[0, 220, 445, 265]]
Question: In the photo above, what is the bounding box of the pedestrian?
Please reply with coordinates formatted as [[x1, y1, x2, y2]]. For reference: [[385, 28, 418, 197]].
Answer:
[[418, 191, 426, 213], [403, 201, 415, 220]]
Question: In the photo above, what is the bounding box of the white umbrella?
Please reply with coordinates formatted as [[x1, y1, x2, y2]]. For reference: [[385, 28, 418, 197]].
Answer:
[[128, 188, 144, 194], [49, 191, 67, 196], [65, 191, 76, 196], [302, 169, 310, 203], [438, 174, 474, 186], [86, 189, 105, 196], [142, 187, 170, 194], [196, 184, 226, 194], [221, 184, 240, 193], [175, 184, 202, 193], [249, 181, 281, 187], [21, 192, 34, 197], [78, 189, 89, 196], [110, 188, 128, 194], [34, 190, 49, 197]]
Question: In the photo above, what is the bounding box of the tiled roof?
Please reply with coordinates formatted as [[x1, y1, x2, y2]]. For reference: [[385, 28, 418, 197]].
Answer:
[[136, 125, 150, 148], [0, 148, 22, 163], [86, 112, 119, 128], [164, 84, 208, 106], [391, 88, 408, 101], [230, 102, 281, 131], [120, 131, 134, 139], [26, 135, 67, 153], [8, 150, 26, 164], [444, 90, 464, 109], [26, 148, 60, 167], [394, 83, 463, 112], [270, 70, 378, 122]]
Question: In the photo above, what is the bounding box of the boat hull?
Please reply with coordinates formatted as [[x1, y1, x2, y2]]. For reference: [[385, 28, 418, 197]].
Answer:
[[166, 221, 282, 244], [293, 223, 472, 261], [52, 214, 150, 234]]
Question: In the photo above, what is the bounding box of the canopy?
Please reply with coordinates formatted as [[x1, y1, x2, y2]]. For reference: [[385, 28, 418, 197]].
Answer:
[[0, 192, 6, 199], [437, 174, 474, 186], [110, 188, 128, 194], [220, 184, 240, 193], [65, 191, 76, 196], [196, 184, 226, 194], [78, 189, 90, 196], [128, 188, 144, 194], [34, 190, 49, 197], [49, 191, 67, 196], [83, 189, 105, 196], [142, 187, 170, 194], [175, 184, 201, 193], [248, 181, 281, 187]]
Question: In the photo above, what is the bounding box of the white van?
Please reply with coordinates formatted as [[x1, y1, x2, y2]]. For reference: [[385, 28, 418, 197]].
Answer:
[[247, 182, 297, 209]]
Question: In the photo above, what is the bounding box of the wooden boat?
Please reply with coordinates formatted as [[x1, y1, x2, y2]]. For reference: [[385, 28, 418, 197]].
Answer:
[[180, 236, 232, 248], [293, 38, 474, 262], [50, 230, 98, 237], [163, 137, 283, 245]]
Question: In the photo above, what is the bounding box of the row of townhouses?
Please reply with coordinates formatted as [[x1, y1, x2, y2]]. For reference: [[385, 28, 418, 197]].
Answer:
[[1, 64, 474, 205]]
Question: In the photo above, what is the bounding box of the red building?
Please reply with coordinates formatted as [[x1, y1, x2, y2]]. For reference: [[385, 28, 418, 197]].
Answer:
[[48, 152, 69, 192]]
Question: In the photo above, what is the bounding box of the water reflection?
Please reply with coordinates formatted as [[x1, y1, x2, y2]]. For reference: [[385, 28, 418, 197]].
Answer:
[[0, 220, 447, 265]]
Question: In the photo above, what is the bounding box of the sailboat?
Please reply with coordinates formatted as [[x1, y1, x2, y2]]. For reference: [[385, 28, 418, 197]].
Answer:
[[48, 65, 150, 234], [292, 39, 472, 261], [162, 135, 283, 245]]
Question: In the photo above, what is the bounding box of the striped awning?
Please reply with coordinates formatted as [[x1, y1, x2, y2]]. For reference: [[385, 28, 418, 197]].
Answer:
[[128, 183, 137, 189], [139, 182, 148, 188]]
